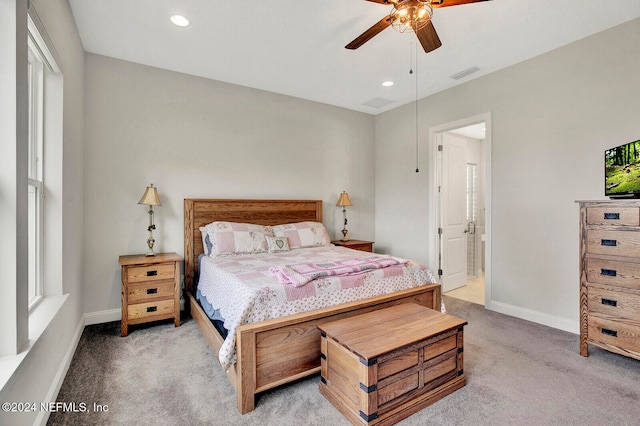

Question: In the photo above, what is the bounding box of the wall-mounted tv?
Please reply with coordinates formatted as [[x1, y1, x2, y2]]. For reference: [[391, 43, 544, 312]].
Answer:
[[605, 139, 640, 198]]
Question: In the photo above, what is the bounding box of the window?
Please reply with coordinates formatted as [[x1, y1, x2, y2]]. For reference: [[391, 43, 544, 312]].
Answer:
[[27, 33, 45, 310], [26, 12, 62, 310]]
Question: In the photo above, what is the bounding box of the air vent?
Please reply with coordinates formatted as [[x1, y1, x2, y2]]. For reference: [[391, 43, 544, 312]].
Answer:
[[450, 66, 480, 80], [362, 97, 394, 108]]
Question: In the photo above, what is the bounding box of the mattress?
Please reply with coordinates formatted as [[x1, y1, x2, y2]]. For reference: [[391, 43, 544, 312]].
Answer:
[[196, 245, 436, 371]]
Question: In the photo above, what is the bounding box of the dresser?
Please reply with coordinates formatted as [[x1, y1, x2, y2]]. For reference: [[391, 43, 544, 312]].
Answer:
[[577, 200, 640, 360], [331, 239, 374, 252], [119, 252, 182, 337]]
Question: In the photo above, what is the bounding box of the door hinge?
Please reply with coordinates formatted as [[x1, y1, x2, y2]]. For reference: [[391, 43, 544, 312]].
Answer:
[[437, 144, 443, 152], [438, 268, 443, 276], [438, 227, 443, 235]]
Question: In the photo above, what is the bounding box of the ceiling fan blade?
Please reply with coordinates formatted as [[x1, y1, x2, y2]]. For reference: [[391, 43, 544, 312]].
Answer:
[[345, 15, 393, 50], [431, 0, 491, 8], [364, 0, 397, 4], [416, 21, 442, 53]]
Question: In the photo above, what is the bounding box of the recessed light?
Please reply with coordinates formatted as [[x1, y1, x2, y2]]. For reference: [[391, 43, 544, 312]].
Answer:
[[382, 81, 394, 87], [170, 15, 190, 27]]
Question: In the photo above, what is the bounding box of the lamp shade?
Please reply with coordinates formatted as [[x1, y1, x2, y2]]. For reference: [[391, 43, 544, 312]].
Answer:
[[138, 183, 161, 206], [336, 191, 353, 207]]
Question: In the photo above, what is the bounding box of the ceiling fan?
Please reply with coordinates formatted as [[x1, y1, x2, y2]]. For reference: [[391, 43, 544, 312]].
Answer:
[[346, 0, 491, 53]]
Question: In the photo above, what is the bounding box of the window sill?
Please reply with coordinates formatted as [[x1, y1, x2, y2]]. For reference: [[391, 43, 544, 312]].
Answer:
[[0, 294, 69, 392]]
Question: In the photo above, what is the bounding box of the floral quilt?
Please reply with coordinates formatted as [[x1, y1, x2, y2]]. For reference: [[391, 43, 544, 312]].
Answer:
[[196, 245, 436, 371]]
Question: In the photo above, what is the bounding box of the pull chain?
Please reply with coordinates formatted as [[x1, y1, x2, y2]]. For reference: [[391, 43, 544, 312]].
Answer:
[[414, 42, 419, 173]]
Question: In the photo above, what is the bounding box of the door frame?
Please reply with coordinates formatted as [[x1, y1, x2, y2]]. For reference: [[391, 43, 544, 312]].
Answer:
[[428, 112, 492, 307]]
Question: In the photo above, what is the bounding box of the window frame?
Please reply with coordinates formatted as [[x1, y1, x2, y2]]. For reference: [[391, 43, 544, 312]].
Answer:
[[27, 30, 46, 311]]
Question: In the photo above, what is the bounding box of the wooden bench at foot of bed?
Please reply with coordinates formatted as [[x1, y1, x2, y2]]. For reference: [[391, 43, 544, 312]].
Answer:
[[184, 198, 441, 414]]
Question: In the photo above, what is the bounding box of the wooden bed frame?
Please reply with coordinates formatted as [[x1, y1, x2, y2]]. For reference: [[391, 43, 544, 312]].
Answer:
[[184, 199, 441, 414]]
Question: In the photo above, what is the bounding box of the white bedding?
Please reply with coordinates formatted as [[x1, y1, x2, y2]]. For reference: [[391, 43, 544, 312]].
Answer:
[[196, 245, 437, 371]]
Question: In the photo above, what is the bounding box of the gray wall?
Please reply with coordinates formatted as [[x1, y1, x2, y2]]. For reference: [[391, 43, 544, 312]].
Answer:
[[83, 54, 375, 318], [375, 18, 640, 331]]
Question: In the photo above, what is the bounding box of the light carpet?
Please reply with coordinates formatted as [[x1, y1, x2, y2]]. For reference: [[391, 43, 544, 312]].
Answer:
[[48, 296, 640, 425]]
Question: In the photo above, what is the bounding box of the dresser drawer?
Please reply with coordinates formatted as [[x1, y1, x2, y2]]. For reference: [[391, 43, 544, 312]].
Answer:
[[127, 280, 175, 304], [127, 263, 175, 283], [586, 257, 640, 289], [587, 207, 639, 226], [587, 316, 640, 354], [586, 230, 640, 257], [587, 287, 640, 321], [128, 299, 175, 323]]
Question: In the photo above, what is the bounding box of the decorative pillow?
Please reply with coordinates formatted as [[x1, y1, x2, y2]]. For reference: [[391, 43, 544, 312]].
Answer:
[[203, 222, 274, 256], [272, 221, 331, 249], [199, 227, 214, 255], [266, 235, 290, 253]]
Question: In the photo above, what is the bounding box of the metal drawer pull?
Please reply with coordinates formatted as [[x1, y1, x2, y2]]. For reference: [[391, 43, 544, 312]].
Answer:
[[146, 270, 158, 276], [601, 298, 617, 307], [600, 268, 617, 277], [603, 213, 620, 220], [146, 288, 158, 294], [601, 239, 617, 247], [147, 306, 157, 313], [601, 328, 617, 337]]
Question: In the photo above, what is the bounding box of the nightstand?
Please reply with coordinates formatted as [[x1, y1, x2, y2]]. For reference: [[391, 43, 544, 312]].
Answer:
[[119, 252, 182, 337], [331, 239, 374, 252]]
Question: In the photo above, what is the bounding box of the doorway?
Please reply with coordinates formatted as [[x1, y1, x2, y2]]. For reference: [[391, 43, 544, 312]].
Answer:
[[428, 114, 491, 307]]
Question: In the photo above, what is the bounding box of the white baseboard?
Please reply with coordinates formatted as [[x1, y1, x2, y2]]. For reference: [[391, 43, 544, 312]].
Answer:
[[84, 308, 121, 325], [35, 316, 85, 426], [485, 300, 579, 335]]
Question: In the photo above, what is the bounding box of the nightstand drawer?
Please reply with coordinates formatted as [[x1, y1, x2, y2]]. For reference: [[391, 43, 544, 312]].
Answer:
[[128, 299, 175, 323], [345, 242, 372, 252], [127, 263, 175, 283], [127, 280, 175, 304]]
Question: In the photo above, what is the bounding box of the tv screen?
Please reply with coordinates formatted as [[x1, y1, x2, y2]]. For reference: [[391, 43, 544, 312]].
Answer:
[[605, 139, 640, 198]]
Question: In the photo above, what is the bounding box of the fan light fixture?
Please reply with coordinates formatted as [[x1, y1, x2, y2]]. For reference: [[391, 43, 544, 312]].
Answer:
[[391, 0, 433, 33]]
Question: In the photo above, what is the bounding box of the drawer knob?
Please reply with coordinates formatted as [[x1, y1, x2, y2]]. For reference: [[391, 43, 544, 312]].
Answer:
[[601, 298, 617, 307], [601, 239, 617, 247], [146, 288, 158, 294], [146, 270, 158, 277], [601, 328, 617, 338], [147, 306, 157, 313], [603, 213, 620, 220]]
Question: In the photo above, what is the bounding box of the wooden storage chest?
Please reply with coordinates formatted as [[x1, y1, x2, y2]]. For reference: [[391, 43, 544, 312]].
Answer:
[[318, 303, 467, 426], [577, 200, 640, 360]]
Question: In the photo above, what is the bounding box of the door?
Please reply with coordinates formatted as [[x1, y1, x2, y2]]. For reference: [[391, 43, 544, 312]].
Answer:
[[441, 135, 467, 292]]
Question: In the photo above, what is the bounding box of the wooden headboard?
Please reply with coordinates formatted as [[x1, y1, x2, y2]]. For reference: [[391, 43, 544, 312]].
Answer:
[[183, 199, 323, 294]]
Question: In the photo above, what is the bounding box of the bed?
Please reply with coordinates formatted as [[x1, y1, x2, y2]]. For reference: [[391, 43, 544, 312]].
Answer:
[[184, 199, 441, 414]]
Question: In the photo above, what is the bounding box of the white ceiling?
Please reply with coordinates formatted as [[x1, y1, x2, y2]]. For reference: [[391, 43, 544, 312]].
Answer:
[[68, 0, 640, 115]]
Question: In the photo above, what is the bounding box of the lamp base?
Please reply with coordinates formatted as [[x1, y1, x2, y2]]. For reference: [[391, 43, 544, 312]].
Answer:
[[146, 235, 156, 256], [341, 228, 349, 242]]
